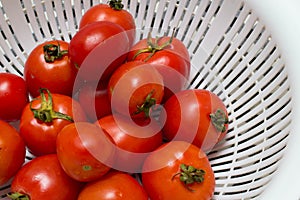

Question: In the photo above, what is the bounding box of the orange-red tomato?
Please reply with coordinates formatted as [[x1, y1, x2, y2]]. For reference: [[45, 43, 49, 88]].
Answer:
[[77, 171, 148, 200], [0, 120, 26, 186], [142, 141, 215, 200]]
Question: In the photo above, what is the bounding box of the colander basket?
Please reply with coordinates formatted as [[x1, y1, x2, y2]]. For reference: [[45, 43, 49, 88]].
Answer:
[[0, 0, 293, 199]]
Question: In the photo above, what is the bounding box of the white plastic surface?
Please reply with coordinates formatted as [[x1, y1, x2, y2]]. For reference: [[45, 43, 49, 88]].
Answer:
[[246, 0, 300, 199]]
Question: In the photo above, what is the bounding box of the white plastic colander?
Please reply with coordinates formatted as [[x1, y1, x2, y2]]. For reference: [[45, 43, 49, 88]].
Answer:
[[0, 0, 298, 199]]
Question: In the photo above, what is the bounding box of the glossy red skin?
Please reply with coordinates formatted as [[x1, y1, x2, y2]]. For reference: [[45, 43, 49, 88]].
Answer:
[[19, 93, 87, 156], [0, 120, 26, 186], [108, 61, 164, 119], [127, 36, 191, 102], [0, 73, 29, 121], [159, 89, 228, 152], [56, 122, 115, 182], [142, 141, 215, 200], [78, 82, 112, 122], [78, 171, 148, 200], [10, 154, 83, 200], [79, 4, 136, 46], [69, 21, 129, 82], [24, 40, 77, 98], [95, 114, 163, 172]]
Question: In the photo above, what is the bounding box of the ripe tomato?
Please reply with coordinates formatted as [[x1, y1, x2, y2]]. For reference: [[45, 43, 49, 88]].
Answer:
[[8, 154, 83, 200], [19, 88, 87, 156], [108, 61, 164, 119], [78, 81, 112, 122], [24, 40, 77, 97], [77, 171, 148, 200], [95, 114, 163, 172], [69, 21, 129, 82], [56, 122, 115, 182], [159, 89, 229, 152], [0, 120, 26, 186], [79, 1, 136, 46], [127, 30, 191, 102], [142, 141, 215, 200], [0, 73, 29, 121]]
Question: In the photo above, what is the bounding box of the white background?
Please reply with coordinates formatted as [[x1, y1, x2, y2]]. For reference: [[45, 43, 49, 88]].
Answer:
[[246, 0, 300, 199]]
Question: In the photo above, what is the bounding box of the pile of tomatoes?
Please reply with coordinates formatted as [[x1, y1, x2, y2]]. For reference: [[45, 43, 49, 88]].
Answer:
[[0, 1, 229, 199]]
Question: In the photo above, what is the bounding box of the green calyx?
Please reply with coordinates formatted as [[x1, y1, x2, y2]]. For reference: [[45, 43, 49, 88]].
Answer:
[[43, 42, 68, 63], [133, 90, 157, 118], [108, 0, 124, 10], [210, 109, 228, 132], [30, 88, 74, 123], [132, 28, 177, 62], [172, 164, 206, 192], [7, 192, 30, 200]]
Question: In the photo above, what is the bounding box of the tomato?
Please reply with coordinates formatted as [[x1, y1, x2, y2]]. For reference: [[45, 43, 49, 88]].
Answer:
[[79, 1, 136, 46], [108, 61, 164, 119], [56, 122, 115, 182], [78, 81, 112, 122], [69, 21, 129, 83], [24, 40, 77, 97], [8, 154, 83, 200], [95, 114, 163, 173], [142, 141, 215, 200], [0, 73, 29, 121], [19, 89, 87, 156], [127, 30, 191, 102], [0, 120, 26, 186], [77, 171, 148, 200], [159, 89, 229, 152]]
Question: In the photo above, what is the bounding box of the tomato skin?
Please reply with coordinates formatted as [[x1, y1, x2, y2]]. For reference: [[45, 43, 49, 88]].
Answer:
[[0, 73, 29, 121], [142, 141, 215, 200], [78, 171, 148, 200], [56, 122, 115, 182], [95, 114, 163, 172], [69, 21, 129, 82], [10, 154, 83, 200], [0, 120, 26, 186], [128, 36, 190, 102], [159, 89, 228, 152], [19, 92, 87, 156], [24, 40, 77, 97], [108, 61, 164, 119], [78, 82, 112, 122], [79, 4, 136, 46]]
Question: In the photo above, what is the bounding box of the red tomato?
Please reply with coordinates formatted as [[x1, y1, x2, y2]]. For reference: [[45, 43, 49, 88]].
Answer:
[[127, 31, 191, 102], [69, 21, 129, 82], [8, 154, 83, 200], [0, 73, 29, 121], [95, 114, 163, 172], [142, 141, 215, 200], [159, 89, 229, 152], [56, 122, 115, 182], [78, 82, 112, 122], [19, 89, 87, 156], [108, 61, 164, 119], [0, 120, 26, 186], [79, 1, 136, 46], [24, 40, 77, 97], [77, 171, 148, 200]]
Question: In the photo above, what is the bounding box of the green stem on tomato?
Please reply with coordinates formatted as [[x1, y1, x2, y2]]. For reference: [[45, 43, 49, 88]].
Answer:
[[133, 90, 157, 118], [108, 0, 124, 10], [172, 164, 206, 192], [132, 28, 177, 62], [43, 41, 68, 63], [210, 109, 228, 132], [30, 88, 74, 123], [7, 192, 30, 200]]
